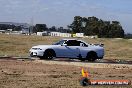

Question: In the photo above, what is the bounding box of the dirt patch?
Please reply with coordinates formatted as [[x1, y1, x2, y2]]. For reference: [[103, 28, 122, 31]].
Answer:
[[36, 59, 132, 69], [0, 59, 132, 88]]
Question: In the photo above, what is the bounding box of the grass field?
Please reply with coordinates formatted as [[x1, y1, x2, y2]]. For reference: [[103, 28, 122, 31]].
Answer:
[[0, 34, 132, 60], [0, 34, 132, 88]]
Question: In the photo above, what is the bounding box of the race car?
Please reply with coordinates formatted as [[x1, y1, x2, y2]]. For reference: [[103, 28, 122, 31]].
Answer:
[[29, 39, 104, 61]]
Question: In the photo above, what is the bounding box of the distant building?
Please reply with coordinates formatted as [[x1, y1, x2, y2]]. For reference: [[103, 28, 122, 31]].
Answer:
[[84, 35, 98, 38], [37, 31, 49, 36], [0, 30, 6, 33], [7, 29, 13, 31], [60, 33, 71, 37], [0, 22, 30, 34], [21, 28, 29, 34], [50, 32, 60, 37], [9, 31, 22, 35], [50, 32, 71, 37], [76, 33, 84, 37]]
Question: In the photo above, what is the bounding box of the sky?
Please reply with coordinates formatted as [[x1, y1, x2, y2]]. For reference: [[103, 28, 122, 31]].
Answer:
[[0, 0, 132, 33]]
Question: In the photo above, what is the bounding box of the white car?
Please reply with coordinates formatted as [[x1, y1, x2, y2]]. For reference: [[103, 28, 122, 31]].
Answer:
[[29, 39, 104, 61]]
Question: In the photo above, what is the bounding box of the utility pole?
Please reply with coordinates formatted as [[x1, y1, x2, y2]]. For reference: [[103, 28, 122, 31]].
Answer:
[[29, 17, 34, 35]]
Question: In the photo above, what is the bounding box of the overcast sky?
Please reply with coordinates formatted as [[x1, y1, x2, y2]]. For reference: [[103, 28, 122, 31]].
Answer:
[[0, 0, 132, 33]]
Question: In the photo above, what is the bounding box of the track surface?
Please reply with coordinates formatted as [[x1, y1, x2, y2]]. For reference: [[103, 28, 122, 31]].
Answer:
[[0, 57, 132, 88], [0, 57, 132, 69], [0, 56, 132, 64]]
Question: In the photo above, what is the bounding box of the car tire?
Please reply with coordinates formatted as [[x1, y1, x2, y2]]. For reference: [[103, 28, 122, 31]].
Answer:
[[86, 52, 97, 62], [43, 49, 56, 60]]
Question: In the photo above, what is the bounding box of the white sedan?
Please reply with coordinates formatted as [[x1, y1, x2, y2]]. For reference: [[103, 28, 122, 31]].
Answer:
[[29, 39, 104, 61]]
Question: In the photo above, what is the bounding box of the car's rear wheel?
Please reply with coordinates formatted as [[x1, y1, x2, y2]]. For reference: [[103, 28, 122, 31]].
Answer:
[[41, 49, 56, 60], [86, 52, 97, 62]]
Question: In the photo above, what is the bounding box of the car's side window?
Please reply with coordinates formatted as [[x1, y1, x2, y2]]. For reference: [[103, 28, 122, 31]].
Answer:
[[65, 40, 80, 46], [81, 43, 88, 47], [78, 41, 88, 47]]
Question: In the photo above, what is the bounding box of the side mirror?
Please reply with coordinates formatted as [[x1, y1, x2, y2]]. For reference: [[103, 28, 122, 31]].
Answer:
[[80, 43, 84, 47], [61, 44, 67, 46]]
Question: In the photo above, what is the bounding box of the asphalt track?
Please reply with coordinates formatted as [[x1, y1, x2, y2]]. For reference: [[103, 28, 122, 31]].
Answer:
[[0, 56, 132, 65]]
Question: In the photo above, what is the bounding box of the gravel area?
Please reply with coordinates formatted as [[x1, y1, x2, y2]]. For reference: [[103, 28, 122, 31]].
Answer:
[[0, 59, 132, 88]]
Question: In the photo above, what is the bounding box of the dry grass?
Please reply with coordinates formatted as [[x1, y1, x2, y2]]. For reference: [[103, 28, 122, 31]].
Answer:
[[0, 34, 132, 60], [0, 34, 61, 57], [0, 59, 132, 88], [81, 38, 132, 60]]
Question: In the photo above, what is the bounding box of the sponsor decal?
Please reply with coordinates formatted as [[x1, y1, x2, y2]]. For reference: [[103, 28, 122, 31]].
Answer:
[[80, 68, 131, 86]]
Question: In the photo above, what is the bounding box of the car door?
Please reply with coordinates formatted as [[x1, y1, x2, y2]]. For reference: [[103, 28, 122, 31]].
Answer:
[[63, 40, 81, 58], [77, 41, 89, 58], [54, 45, 71, 58], [52, 40, 76, 58]]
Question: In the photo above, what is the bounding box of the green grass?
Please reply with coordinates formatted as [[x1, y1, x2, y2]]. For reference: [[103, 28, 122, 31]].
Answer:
[[0, 34, 132, 60]]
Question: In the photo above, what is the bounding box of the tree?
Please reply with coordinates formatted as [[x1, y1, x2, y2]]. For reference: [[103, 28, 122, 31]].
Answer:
[[0, 24, 15, 30], [85, 16, 99, 35], [34, 24, 48, 32], [58, 27, 64, 32], [13, 26, 22, 31], [48, 26, 57, 32], [109, 21, 124, 38], [68, 16, 125, 38], [68, 16, 82, 33]]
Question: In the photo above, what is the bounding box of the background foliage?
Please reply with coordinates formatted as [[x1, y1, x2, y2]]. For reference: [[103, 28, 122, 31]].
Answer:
[[68, 16, 124, 38]]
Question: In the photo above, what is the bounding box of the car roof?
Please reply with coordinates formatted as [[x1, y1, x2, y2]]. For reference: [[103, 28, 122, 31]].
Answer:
[[62, 39, 77, 41], [62, 39, 84, 42], [61, 39, 88, 44]]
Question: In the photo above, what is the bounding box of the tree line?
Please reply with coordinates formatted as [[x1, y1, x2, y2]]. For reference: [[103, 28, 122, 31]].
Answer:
[[0, 24, 71, 33], [68, 16, 124, 38], [124, 33, 132, 39], [0, 16, 127, 38], [0, 24, 22, 31], [32, 24, 71, 33]]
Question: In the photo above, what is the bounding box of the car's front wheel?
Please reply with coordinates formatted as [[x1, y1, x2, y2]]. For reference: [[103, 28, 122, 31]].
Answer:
[[86, 52, 97, 62], [44, 49, 56, 60], [40, 49, 56, 60]]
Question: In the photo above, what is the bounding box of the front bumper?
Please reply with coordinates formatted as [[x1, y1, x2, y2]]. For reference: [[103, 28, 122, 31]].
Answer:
[[29, 50, 44, 57], [30, 52, 37, 57]]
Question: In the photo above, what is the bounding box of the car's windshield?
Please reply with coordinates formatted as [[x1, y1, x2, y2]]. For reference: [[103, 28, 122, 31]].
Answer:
[[53, 40, 66, 45]]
